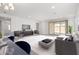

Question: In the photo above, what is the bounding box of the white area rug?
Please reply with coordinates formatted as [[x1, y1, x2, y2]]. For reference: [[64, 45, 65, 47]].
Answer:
[[18, 35, 57, 55]]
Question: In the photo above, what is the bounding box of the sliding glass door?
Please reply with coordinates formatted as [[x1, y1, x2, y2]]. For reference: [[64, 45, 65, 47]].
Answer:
[[48, 20, 68, 34]]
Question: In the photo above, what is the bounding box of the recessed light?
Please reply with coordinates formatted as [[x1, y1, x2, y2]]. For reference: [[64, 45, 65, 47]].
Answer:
[[51, 6, 55, 9]]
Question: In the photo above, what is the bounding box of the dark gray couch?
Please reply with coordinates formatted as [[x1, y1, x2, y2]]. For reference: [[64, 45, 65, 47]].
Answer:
[[55, 39, 77, 55]]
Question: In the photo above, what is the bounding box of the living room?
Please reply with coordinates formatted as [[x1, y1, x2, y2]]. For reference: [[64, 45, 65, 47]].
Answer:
[[0, 2, 79, 56]]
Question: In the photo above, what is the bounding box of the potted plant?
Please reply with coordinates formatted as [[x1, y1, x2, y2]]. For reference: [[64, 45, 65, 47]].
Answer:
[[0, 32, 2, 38], [68, 26, 72, 34]]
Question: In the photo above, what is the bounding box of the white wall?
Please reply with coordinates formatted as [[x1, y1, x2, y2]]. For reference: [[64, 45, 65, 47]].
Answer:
[[0, 13, 39, 32], [74, 5, 79, 31], [39, 17, 76, 34], [0, 13, 76, 35], [39, 21, 48, 34], [11, 16, 38, 31]]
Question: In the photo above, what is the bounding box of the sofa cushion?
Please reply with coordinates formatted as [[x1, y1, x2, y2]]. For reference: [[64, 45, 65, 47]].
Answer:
[[42, 39, 52, 43]]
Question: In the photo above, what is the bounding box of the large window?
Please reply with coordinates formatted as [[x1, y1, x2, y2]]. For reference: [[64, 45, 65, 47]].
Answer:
[[54, 22, 60, 34], [49, 20, 68, 34]]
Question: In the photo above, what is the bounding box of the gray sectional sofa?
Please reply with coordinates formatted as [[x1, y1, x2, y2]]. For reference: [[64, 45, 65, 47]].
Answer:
[[55, 39, 77, 55]]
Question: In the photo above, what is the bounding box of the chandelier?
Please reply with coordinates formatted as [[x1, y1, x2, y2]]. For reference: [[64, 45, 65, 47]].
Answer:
[[0, 3, 14, 13]]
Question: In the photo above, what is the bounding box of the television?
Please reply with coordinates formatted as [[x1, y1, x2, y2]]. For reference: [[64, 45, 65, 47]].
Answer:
[[22, 24, 30, 31]]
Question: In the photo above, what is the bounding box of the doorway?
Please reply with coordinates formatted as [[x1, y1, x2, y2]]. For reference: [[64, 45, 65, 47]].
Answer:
[[0, 16, 11, 37]]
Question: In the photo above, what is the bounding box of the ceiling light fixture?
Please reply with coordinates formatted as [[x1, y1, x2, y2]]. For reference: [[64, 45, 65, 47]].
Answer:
[[51, 6, 55, 9], [0, 3, 14, 13]]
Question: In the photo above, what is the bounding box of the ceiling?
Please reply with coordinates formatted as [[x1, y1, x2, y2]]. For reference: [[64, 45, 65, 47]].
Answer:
[[7, 3, 79, 21]]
